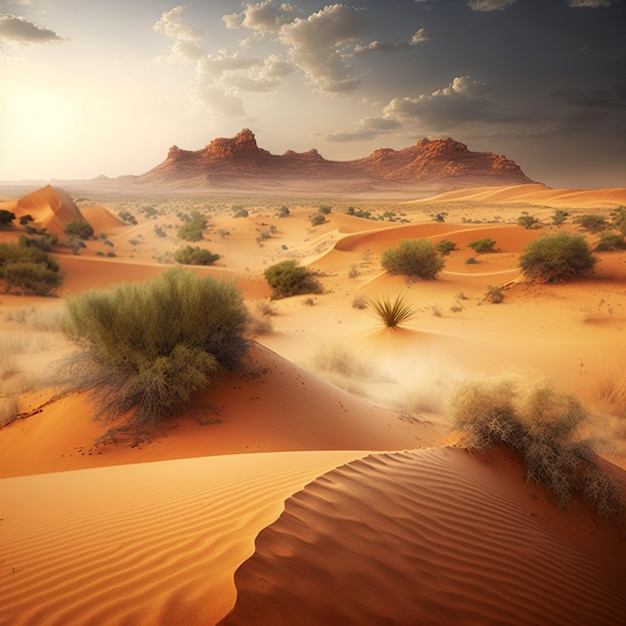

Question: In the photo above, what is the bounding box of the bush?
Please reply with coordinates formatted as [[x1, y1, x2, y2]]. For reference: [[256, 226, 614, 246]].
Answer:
[[468, 238, 497, 253], [0, 239, 61, 296], [517, 215, 541, 229], [519, 232, 597, 283], [484, 284, 504, 303], [309, 213, 326, 226], [264, 260, 322, 299], [450, 377, 624, 516], [610, 206, 626, 234], [19, 214, 34, 226], [0, 210, 16, 227], [367, 294, 414, 328], [64, 221, 94, 240], [233, 208, 249, 218], [62, 268, 250, 429], [575, 214, 608, 233], [436, 239, 457, 256], [177, 216, 207, 241], [381, 240, 444, 279], [552, 209, 569, 226], [174, 246, 220, 266], [595, 231, 626, 251]]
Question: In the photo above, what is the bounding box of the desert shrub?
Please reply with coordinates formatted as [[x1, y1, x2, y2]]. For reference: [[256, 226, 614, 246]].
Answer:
[[552, 209, 569, 226], [233, 208, 248, 218], [276, 206, 290, 218], [468, 238, 497, 253], [595, 231, 626, 251], [352, 294, 368, 309], [465, 257, 477, 264], [347, 206, 372, 219], [264, 260, 322, 299], [484, 285, 505, 303], [381, 240, 444, 279], [309, 213, 326, 226], [432, 212, 447, 223], [575, 214, 608, 233], [450, 377, 624, 515], [177, 216, 207, 241], [610, 206, 626, 234], [436, 239, 456, 256], [519, 232, 597, 283], [0, 210, 16, 227], [517, 215, 541, 229], [319, 205, 332, 215], [247, 301, 276, 336], [367, 294, 415, 328], [19, 214, 33, 226], [117, 210, 137, 225], [174, 246, 220, 266], [64, 221, 94, 240], [62, 268, 250, 429], [2, 262, 63, 296]]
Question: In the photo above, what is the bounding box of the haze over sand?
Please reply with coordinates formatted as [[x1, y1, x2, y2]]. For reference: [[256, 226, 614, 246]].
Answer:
[[1, 182, 625, 624]]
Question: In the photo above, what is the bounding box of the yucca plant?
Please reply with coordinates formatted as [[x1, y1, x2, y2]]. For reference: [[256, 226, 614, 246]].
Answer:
[[366, 294, 415, 328]]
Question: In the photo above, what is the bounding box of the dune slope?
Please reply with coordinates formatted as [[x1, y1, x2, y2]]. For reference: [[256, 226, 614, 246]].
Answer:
[[222, 447, 626, 626]]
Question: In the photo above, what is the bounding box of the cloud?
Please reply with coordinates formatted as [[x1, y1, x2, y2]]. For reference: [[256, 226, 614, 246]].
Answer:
[[279, 4, 364, 93], [223, 1, 295, 33], [383, 76, 491, 129], [192, 80, 247, 118], [324, 116, 402, 142], [468, 0, 516, 11], [568, 0, 611, 6], [153, 6, 202, 41], [0, 13, 67, 44], [354, 28, 431, 56]]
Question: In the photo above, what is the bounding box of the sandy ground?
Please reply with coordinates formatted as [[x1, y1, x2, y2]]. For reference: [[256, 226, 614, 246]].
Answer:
[[1, 183, 625, 624]]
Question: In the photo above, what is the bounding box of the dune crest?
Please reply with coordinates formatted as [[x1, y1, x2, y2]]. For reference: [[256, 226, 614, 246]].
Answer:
[[222, 447, 626, 625]]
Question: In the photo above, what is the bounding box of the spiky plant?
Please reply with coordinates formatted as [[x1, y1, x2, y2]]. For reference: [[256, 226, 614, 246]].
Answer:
[[367, 294, 415, 329]]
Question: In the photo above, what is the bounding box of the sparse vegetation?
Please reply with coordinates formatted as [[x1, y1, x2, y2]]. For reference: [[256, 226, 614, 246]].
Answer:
[[551, 209, 569, 226], [381, 240, 444, 279], [436, 239, 457, 256], [264, 260, 322, 299], [64, 221, 94, 240], [484, 285, 505, 303], [610, 206, 626, 234], [517, 214, 541, 229], [352, 294, 368, 309], [519, 232, 597, 283], [595, 231, 626, 251], [0, 210, 16, 227], [62, 268, 250, 430], [177, 215, 207, 241], [575, 214, 608, 233], [450, 377, 624, 516], [367, 294, 415, 328], [174, 246, 220, 266], [468, 238, 497, 254], [0, 239, 63, 296]]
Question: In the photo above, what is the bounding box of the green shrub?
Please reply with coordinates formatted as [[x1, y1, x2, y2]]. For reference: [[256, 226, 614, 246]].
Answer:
[[309, 213, 326, 226], [595, 231, 626, 251], [62, 268, 249, 429], [0, 210, 16, 227], [0, 239, 60, 272], [367, 294, 415, 328], [319, 205, 332, 215], [381, 240, 444, 279], [610, 206, 626, 234], [519, 232, 597, 283], [517, 215, 541, 229], [174, 246, 220, 266], [436, 239, 457, 256], [552, 209, 569, 226], [177, 216, 207, 242], [450, 377, 624, 516], [484, 284, 504, 303], [64, 221, 94, 240], [19, 214, 34, 226], [264, 260, 322, 299], [575, 214, 608, 233], [468, 238, 497, 253], [2, 262, 63, 296], [233, 208, 249, 218]]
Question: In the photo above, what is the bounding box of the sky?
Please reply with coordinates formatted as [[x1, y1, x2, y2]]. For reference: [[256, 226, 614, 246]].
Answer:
[[0, 0, 624, 188]]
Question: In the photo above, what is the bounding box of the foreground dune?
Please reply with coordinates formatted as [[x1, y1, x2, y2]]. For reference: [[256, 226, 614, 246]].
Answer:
[[222, 447, 626, 626]]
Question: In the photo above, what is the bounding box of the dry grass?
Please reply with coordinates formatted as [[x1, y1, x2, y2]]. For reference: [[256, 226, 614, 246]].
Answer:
[[367, 294, 415, 329]]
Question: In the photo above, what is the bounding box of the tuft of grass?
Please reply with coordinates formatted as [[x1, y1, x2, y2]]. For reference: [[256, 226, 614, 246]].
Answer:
[[367, 294, 415, 329], [352, 294, 368, 309], [450, 376, 624, 516]]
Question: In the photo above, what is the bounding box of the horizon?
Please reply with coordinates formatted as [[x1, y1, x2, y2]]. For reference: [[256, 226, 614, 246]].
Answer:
[[1, 1, 624, 189]]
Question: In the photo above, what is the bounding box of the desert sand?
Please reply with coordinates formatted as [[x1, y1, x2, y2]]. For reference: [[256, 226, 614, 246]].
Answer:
[[1, 183, 625, 624]]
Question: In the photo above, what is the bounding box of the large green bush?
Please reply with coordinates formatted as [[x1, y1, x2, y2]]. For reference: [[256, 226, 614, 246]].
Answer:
[[0, 239, 62, 296], [264, 260, 322, 298], [62, 268, 250, 429], [174, 245, 220, 266], [519, 232, 597, 282], [381, 240, 444, 279], [450, 377, 624, 516], [177, 215, 207, 241]]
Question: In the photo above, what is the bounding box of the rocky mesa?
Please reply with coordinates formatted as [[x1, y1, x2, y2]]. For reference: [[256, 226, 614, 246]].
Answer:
[[133, 128, 536, 191]]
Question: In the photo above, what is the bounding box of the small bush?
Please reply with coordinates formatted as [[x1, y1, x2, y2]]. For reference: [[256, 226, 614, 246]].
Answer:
[[465, 257, 478, 264], [610, 206, 626, 234], [0, 210, 16, 227], [177, 216, 207, 241], [309, 213, 326, 226], [0, 240, 62, 296], [174, 246, 220, 266], [468, 238, 497, 254], [484, 285, 505, 303], [575, 214, 608, 233], [381, 240, 444, 279], [367, 294, 415, 328], [233, 208, 249, 218], [519, 232, 597, 283], [450, 377, 624, 515], [264, 260, 322, 299], [436, 239, 457, 256], [19, 214, 34, 226], [64, 221, 94, 240], [352, 294, 368, 309], [517, 215, 541, 229], [276, 206, 290, 218], [62, 268, 250, 429], [552, 209, 569, 226], [595, 231, 626, 251]]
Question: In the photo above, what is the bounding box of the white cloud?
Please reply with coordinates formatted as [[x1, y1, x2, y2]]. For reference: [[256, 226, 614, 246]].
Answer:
[[568, 0, 611, 6], [279, 4, 364, 93], [468, 0, 516, 11], [325, 116, 401, 142], [383, 76, 491, 128], [223, 1, 294, 33], [153, 6, 202, 42], [0, 13, 67, 44], [354, 28, 431, 56], [411, 28, 431, 44], [192, 80, 246, 118]]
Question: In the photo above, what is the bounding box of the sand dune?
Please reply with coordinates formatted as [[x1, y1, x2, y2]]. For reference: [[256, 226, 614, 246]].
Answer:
[[0, 450, 367, 626], [412, 183, 626, 209], [222, 447, 626, 625]]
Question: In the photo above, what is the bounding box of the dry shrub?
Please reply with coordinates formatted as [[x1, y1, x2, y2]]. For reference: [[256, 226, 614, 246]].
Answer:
[[0, 396, 19, 428], [367, 294, 415, 328], [593, 362, 626, 418], [450, 376, 624, 516]]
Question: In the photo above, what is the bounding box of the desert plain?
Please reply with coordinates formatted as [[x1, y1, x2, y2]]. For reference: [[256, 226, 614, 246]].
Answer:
[[0, 181, 625, 625]]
